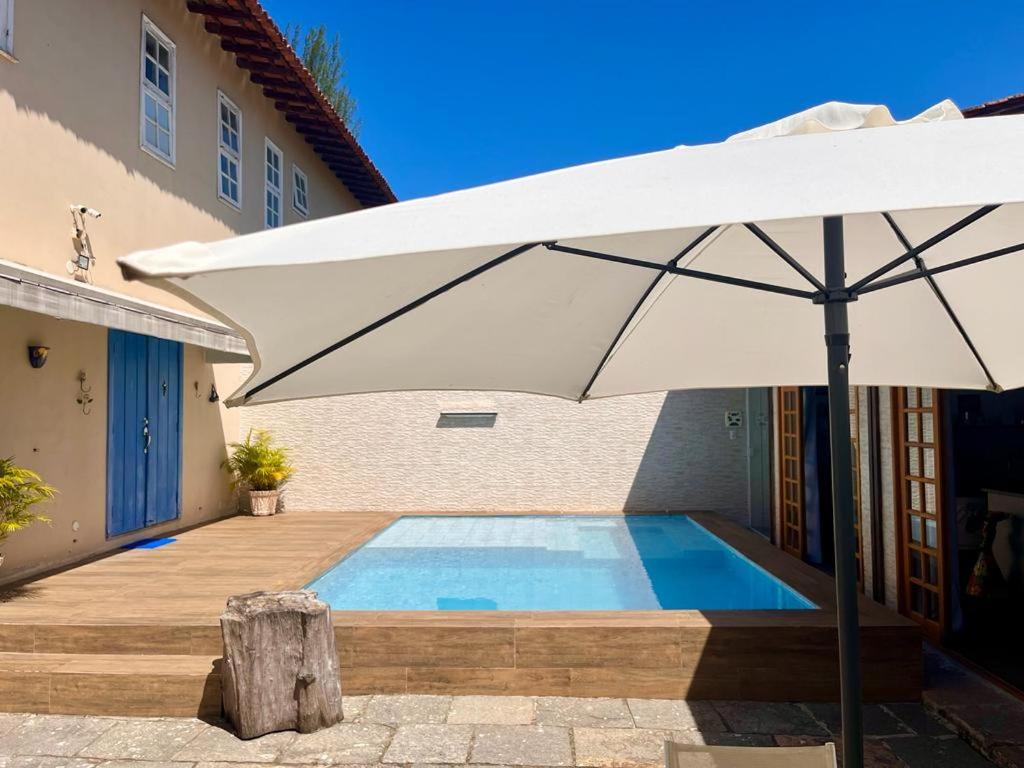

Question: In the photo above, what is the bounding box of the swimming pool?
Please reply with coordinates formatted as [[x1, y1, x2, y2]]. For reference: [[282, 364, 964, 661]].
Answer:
[[306, 514, 815, 611]]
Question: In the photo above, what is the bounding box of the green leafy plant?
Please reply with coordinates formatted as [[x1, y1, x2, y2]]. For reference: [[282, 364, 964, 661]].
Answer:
[[0, 457, 55, 543], [223, 430, 294, 492]]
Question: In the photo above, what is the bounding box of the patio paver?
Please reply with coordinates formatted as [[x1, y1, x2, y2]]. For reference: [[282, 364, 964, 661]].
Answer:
[[469, 725, 572, 766], [0, 693, 1003, 768], [278, 722, 392, 765], [5, 759, 99, 768], [384, 724, 474, 763], [885, 734, 997, 768], [534, 698, 633, 728], [0, 718, 27, 740], [448, 697, 535, 725], [362, 695, 452, 725], [711, 701, 829, 736], [573, 727, 673, 768], [79, 718, 209, 761], [882, 703, 956, 737], [626, 699, 725, 733], [0, 716, 115, 757], [801, 703, 912, 737], [342, 695, 371, 722], [170, 725, 294, 762]]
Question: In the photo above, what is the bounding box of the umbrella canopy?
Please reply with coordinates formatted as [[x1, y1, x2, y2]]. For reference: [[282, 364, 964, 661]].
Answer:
[[120, 101, 1024, 407], [121, 101, 1024, 768]]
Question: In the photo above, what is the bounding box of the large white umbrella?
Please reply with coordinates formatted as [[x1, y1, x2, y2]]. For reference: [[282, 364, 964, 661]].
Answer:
[[121, 101, 1024, 768]]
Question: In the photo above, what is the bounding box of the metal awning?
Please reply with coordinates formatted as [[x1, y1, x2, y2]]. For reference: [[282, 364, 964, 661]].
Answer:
[[0, 259, 250, 360]]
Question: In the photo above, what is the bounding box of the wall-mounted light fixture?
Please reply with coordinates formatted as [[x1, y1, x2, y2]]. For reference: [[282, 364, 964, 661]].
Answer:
[[27, 345, 50, 368], [209, 383, 220, 403], [76, 370, 94, 415]]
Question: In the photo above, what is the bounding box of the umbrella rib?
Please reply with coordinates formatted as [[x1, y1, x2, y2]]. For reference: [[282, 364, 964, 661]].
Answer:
[[744, 223, 827, 292], [576, 226, 719, 402], [858, 241, 1024, 294], [545, 243, 816, 299], [243, 242, 541, 402], [848, 204, 1000, 292], [880, 212, 999, 391]]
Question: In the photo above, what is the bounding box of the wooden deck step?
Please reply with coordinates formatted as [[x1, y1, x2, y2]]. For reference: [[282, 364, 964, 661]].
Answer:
[[0, 652, 221, 717], [0, 623, 223, 656]]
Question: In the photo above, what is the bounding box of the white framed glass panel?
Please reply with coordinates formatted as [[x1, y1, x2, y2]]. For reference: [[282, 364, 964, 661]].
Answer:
[[217, 91, 242, 209], [140, 16, 175, 164], [292, 165, 309, 217], [264, 138, 282, 229]]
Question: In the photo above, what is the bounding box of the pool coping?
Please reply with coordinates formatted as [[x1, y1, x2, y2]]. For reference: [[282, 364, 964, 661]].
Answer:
[[0, 510, 921, 707], [323, 513, 921, 701]]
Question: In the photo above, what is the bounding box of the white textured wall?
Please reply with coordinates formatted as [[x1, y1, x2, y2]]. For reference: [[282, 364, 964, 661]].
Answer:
[[241, 389, 752, 523]]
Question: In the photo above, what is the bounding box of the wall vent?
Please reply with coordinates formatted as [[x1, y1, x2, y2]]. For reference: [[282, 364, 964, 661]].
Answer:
[[436, 412, 497, 429]]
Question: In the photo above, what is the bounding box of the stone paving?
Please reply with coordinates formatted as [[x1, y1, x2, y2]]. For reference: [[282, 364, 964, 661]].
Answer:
[[0, 695, 999, 768]]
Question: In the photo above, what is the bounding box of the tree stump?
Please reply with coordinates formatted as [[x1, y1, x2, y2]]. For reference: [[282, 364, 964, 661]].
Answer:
[[220, 590, 343, 739]]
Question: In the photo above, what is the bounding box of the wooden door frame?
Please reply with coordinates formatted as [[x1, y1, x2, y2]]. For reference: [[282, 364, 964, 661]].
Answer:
[[778, 386, 806, 559], [891, 387, 949, 643]]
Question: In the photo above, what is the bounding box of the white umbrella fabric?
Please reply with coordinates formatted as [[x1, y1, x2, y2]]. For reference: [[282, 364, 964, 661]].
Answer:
[[120, 101, 1024, 768]]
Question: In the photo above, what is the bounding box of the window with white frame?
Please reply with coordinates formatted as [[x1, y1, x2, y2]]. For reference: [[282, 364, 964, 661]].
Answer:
[[264, 139, 283, 228], [292, 165, 309, 217], [140, 16, 175, 163], [217, 92, 242, 208]]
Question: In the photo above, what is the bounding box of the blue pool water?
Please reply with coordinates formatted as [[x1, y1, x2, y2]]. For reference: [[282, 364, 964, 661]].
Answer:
[[306, 515, 815, 611]]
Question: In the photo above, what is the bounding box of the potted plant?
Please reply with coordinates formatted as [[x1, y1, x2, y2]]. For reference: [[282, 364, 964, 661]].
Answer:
[[223, 429, 294, 516], [0, 457, 55, 569]]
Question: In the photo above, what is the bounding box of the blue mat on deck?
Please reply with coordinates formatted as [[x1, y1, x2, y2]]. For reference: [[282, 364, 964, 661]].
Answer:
[[121, 537, 177, 550]]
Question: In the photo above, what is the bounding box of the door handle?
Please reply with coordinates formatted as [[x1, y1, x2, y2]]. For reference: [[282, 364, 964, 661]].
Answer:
[[143, 417, 151, 454]]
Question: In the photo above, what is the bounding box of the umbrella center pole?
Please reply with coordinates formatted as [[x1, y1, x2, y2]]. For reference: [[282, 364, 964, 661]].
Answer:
[[822, 215, 864, 768]]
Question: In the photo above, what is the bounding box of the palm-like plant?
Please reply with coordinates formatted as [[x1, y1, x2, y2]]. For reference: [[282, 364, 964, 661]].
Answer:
[[223, 429, 294, 491], [0, 457, 55, 543]]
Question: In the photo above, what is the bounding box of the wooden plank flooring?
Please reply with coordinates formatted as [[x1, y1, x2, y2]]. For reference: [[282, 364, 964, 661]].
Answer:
[[0, 510, 922, 706], [0, 511, 397, 625]]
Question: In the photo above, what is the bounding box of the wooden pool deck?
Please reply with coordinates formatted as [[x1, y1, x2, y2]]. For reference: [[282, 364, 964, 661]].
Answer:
[[0, 510, 921, 716]]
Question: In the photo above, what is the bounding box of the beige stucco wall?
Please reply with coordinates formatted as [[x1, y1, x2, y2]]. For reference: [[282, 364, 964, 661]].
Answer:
[[0, 305, 241, 581], [0, 0, 358, 304], [240, 388, 754, 524], [0, 0, 362, 583]]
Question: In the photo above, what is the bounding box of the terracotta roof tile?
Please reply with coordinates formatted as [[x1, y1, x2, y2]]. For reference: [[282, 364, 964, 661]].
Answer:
[[188, 0, 396, 206]]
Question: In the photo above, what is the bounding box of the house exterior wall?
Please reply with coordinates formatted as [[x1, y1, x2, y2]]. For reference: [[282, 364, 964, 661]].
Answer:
[[240, 388, 754, 524], [0, 305, 241, 579], [0, 0, 361, 584], [0, 0, 358, 304]]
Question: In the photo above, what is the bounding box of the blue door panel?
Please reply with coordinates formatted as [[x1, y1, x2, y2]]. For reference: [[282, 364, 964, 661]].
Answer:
[[147, 337, 182, 525], [106, 331, 126, 536], [107, 330, 182, 537]]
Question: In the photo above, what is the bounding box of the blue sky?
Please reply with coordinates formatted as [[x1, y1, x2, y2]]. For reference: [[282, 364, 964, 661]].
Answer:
[[263, 1, 1023, 201]]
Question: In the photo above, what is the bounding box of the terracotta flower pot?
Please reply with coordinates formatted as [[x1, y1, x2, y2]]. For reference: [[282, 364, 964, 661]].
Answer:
[[249, 490, 279, 517]]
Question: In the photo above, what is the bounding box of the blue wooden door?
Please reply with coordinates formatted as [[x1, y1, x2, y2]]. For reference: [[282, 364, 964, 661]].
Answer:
[[107, 330, 182, 536]]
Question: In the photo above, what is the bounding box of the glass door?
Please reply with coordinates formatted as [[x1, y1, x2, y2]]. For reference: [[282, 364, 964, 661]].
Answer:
[[894, 387, 946, 641]]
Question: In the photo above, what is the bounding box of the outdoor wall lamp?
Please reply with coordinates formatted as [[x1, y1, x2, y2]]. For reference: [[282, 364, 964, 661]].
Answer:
[[27, 345, 50, 368], [76, 370, 94, 415]]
